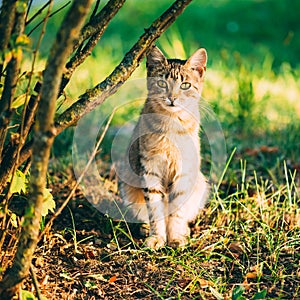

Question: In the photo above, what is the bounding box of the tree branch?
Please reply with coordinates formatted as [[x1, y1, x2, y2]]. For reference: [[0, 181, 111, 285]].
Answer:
[[0, 0, 93, 297], [0, 0, 125, 192], [0, 0, 28, 162], [0, 0, 193, 195], [59, 0, 126, 93], [0, 0, 16, 77], [55, 0, 193, 134]]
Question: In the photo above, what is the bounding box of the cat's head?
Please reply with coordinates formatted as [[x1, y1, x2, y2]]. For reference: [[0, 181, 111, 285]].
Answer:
[[146, 46, 207, 114]]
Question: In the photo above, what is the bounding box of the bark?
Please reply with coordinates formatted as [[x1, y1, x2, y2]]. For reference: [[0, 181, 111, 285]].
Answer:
[[0, 0, 28, 160], [0, 0, 16, 76], [0, 0, 92, 298], [0, 0, 193, 196], [60, 0, 126, 93], [0, 0, 126, 193], [55, 0, 193, 134]]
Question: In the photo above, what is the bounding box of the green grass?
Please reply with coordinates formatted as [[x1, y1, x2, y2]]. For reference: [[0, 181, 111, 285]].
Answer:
[[15, 1, 300, 298]]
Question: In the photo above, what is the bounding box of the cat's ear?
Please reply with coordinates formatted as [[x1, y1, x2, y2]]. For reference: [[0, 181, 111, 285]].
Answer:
[[185, 48, 207, 76], [147, 46, 167, 66]]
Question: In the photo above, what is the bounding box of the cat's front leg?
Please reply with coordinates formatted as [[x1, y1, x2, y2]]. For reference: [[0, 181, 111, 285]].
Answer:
[[143, 187, 167, 249], [167, 177, 194, 248], [167, 211, 190, 248]]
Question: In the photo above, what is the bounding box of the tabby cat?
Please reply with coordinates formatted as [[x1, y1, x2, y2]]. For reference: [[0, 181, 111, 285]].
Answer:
[[120, 46, 208, 249]]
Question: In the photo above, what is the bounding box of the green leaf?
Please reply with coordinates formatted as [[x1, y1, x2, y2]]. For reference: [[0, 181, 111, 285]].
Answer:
[[16, 0, 27, 13], [21, 290, 48, 300], [232, 285, 246, 300], [41, 188, 56, 217], [21, 290, 35, 300], [10, 169, 27, 194], [253, 290, 267, 300]]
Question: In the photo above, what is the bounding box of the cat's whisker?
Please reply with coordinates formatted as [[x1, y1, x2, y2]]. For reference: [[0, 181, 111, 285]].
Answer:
[[198, 97, 216, 120], [121, 46, 209, 249]]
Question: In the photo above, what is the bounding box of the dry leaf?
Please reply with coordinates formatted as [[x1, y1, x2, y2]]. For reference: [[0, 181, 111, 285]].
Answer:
[[260, 145, 278, 153], [198, 278, 213, 288], [109, 275, 117, 283], [245, 272, 258, 279]]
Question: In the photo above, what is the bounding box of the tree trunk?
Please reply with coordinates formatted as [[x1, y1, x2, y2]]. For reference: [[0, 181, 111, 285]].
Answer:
[[0, 0, 92, 298]]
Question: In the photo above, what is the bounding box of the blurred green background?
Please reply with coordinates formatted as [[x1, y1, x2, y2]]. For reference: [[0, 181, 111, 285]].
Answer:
[[25, 0, 300, 170], [29, 0, 300, 69]]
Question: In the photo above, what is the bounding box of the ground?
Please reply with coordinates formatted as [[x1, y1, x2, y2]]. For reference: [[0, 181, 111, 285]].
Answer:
[[19, 157, 300, 300]]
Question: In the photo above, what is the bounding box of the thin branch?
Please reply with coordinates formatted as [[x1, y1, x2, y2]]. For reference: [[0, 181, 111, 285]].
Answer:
[[30, 265, 42, 300], [25, 0, 50, 25], [0, 0, 53, 195], [0, 0, 28, 163], [0, 0, 93, 297], [0, 0, 16, 76], [59, 0, 126, 93], [27, 1, 71, 36], [39, 107, 116, 241], [25, 0, 34, 22], [55, 0, 193, 134], [89, 0, 101, 22]]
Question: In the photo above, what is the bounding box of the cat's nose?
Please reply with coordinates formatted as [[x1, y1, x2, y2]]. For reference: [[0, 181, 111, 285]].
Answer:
[[167, 96, 177, 105]]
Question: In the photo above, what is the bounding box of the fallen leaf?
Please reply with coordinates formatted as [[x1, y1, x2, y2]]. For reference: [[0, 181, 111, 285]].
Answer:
[[198, 278, 213, 288], [260, 145, 278, 153], [109, 275, 117, 283], [228, 242, 244, 253], [245, 272, 257, 279]]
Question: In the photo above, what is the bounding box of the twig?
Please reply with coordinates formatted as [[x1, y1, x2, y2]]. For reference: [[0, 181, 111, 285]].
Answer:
[[0, 1, 53, 194], [60, 0, 126, 93], [89, 0, 101, 22], [26, 0, 51, 25], [55, 0, 193, 134], [30, 265, 42, 300], [0, 0, 93, 296], [39, 107, 117, 241], [27, 1, 71, 36], [25, 0, 34, 23]]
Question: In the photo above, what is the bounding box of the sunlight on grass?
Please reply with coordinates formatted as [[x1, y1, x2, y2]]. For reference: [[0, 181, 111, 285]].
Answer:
[[14, 12, 300, 298]]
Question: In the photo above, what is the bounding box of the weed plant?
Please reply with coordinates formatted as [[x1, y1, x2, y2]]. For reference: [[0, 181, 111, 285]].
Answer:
[[10, 1, 300, 298]]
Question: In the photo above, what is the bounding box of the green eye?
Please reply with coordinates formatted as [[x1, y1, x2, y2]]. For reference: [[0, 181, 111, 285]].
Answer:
[[180, 82, 191, 90], [157, 80, 167, 88]]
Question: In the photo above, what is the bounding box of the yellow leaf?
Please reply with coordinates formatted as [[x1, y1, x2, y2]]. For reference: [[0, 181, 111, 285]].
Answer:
[[12, 93, 27, 109], [42, 188, 56, 217], [9, 169, 27, 194], [4, 50, 13, 64], [10, 213, 18, 228], [16, 34, 31, 46], [13, 47, 23, 62]]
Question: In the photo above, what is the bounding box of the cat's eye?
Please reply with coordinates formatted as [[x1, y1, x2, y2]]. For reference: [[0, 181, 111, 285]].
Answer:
[[157, 80, 167, 88], [180, 82, 191, 90]]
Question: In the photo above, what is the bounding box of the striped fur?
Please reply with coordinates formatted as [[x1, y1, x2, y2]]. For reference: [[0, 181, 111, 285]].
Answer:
[[120, 46, 209, 249]]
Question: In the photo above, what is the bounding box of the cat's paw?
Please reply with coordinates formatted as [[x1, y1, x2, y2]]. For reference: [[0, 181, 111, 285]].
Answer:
[[144, 235, 166, 250], [139, 223, 150, 237], [168, 236, 188, 248]]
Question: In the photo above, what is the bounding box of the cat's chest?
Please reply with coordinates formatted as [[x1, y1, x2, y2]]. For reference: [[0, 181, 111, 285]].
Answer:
[[141, 130, 200, 169]]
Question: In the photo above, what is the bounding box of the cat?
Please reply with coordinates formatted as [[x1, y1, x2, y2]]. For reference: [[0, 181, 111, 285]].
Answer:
[[120, 45, 208, 249]]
